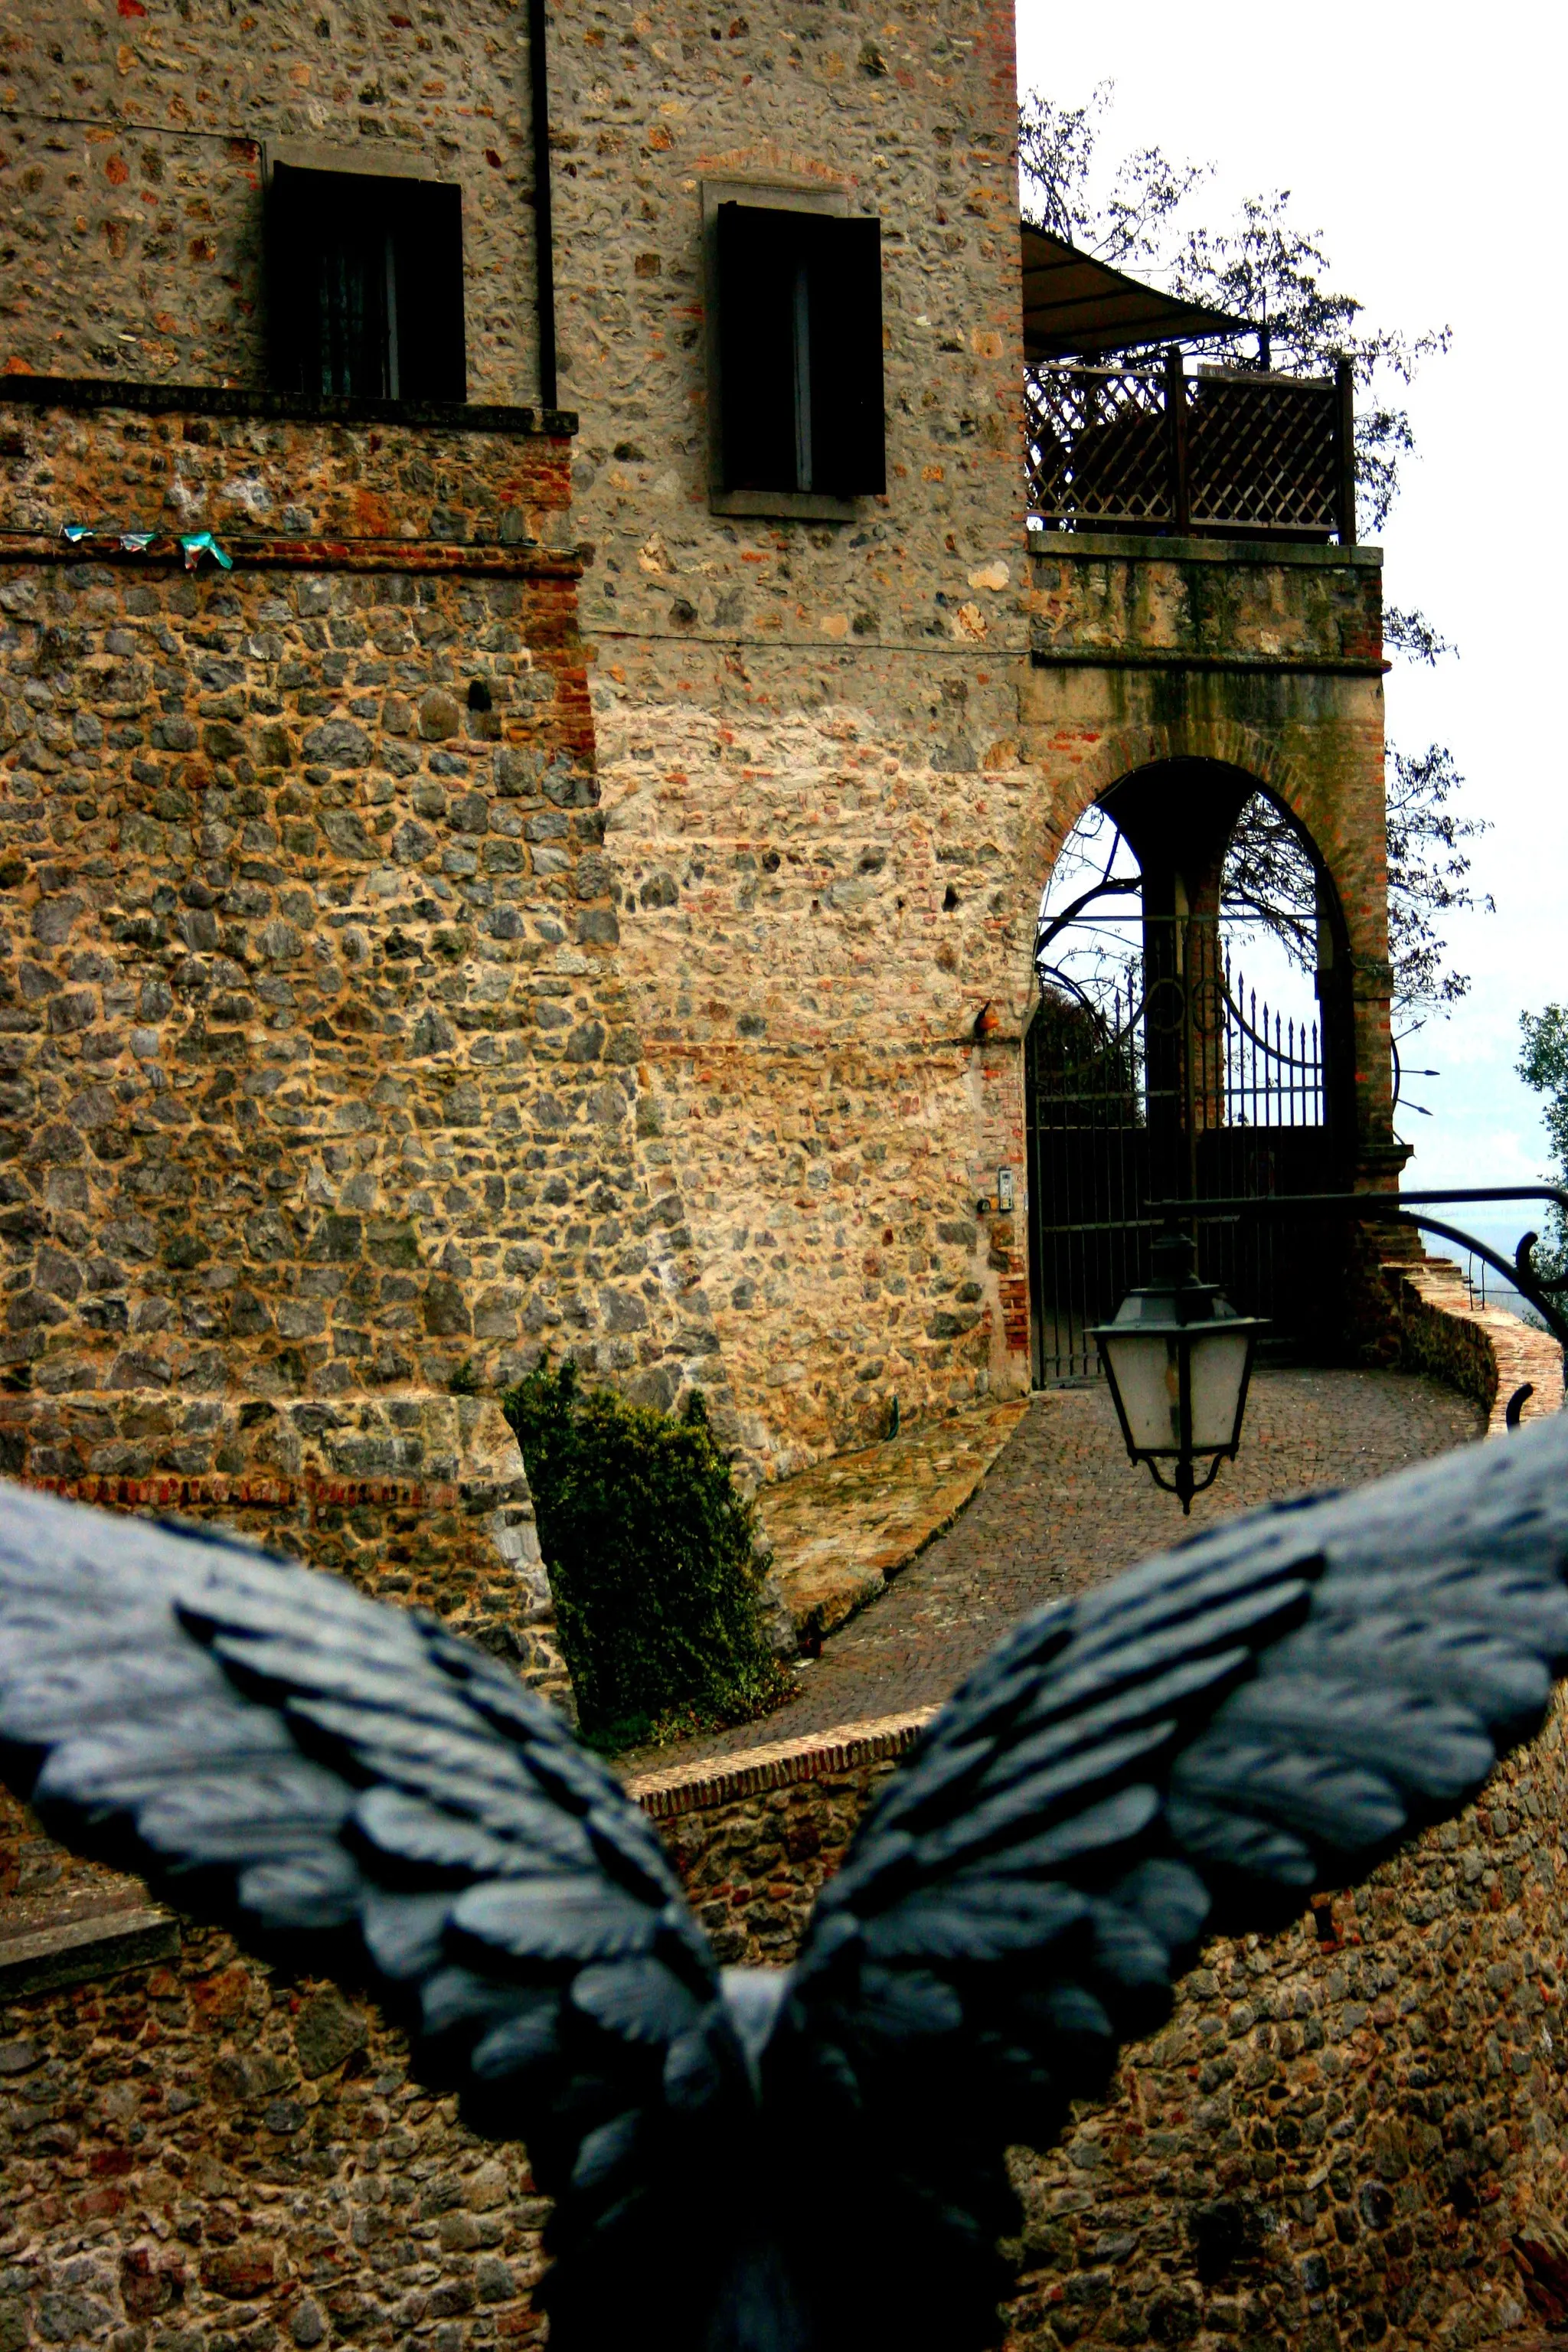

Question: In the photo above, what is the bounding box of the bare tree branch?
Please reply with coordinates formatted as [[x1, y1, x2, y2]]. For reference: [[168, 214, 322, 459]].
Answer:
[[1018, 92, 1449, 534]]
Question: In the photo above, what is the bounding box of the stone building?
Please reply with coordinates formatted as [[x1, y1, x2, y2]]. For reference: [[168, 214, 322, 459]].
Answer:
[[0, 0, 1398, 1535]]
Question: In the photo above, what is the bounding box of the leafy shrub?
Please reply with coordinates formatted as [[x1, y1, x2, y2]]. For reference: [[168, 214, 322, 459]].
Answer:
[[501, 1361, 792, 1748]]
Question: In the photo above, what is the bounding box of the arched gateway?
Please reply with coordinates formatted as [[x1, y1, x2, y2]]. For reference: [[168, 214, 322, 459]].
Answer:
[[1010, 527, 1400, 1396], [1024, 762, 1355, 1383]]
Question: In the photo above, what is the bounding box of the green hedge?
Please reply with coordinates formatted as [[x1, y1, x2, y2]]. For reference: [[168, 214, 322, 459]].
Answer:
[[501, 1361, 792, 1748]]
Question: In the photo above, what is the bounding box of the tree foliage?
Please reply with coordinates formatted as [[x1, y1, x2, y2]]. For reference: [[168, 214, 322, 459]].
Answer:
[[1217, 757, 1488, 1029], [1018, 83, 1448, 534], [1219, 797, 1318, 975], [501, 1361, 792, 1749], [1019, 84, 1205, 270], [1517, 1008, 1568, 1280], [1385, 748, 1493, 1022]]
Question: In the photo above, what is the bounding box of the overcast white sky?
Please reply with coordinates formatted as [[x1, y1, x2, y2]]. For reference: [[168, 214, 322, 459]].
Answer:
[[1015, 0, 1568, 1256]]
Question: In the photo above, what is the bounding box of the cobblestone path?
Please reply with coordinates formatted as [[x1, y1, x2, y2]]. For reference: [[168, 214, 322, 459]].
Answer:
[[662, 1367, 1483, 1766]]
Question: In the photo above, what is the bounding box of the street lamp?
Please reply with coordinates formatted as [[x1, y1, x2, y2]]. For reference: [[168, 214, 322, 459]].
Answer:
[[1089, 1230, 1267, 1513]]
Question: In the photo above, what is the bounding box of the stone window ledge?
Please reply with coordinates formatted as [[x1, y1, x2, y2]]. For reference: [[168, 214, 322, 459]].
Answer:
[[707, 488, 859, 523]]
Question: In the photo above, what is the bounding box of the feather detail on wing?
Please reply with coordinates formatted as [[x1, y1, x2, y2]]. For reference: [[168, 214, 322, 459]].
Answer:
[[771, 1413, 1568, 2352], [0, 1484, 743, 2350]]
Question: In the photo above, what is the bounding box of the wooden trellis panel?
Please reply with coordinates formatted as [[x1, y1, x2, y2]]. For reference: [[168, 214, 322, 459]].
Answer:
[[1025, 360, 1350, 541]]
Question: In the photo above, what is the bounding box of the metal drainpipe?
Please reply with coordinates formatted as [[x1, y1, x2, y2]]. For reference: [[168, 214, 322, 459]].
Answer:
[[528, 0, 558, 412]]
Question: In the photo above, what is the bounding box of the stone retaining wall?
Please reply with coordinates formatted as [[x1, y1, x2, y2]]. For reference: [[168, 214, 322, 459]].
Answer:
[[6, 1668, 1568, 2352], [631, 1699, 1568, 2352], [0, 1717, 933, 2352], [1387, 1258, 1564, 1438], [1, 1794, 550, 2352]]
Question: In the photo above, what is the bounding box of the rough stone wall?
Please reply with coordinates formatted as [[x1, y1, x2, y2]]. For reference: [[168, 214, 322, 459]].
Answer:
[[0, 1732, 920, 2352], [1007, 1700, 1568, 2352], [0, 0, 540, 401], [3, 0, 1044, 1472], [645, 1702, 1568, 2352], [0, 0, 1402, 1465], [601, 646, 1037, 1466], [546, 0, 1034, 1466], [1, 1824, 550, 2352], [632, 1695, 1568, 2352], [631, 1712, 921, 1958], [539, 0, 1397, 1463], [589, 534, 1390, 1465], [1386, 1258, 1565, 1438], [0, 389, 730, 1630], [555, 0, 1027, 651]]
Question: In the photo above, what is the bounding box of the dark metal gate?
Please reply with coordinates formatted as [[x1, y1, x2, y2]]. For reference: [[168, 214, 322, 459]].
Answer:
[[1025, 920, 1344, 1383]]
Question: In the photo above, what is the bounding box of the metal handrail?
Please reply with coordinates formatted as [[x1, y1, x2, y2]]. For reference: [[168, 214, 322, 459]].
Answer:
[[1148, 1187, 1568, 1360]]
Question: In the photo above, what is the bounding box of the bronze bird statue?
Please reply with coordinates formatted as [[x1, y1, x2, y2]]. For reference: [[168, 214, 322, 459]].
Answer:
[[3, 1414, 1568, 2352]]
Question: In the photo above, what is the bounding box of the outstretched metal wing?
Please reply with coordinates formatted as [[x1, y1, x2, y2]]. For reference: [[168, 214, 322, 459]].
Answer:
[[7, 1420, 1568, 2352], [766, 1414, 1568, 2352], [0, 1486, 758, 2351]]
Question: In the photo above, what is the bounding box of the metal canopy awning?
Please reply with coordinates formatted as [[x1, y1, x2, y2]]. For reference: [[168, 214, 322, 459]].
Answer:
[[1021, 223, 1252, 361]]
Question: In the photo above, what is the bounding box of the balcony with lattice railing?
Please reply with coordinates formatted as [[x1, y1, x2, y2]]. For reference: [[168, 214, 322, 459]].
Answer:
[[1024, 348, 1357, 544]]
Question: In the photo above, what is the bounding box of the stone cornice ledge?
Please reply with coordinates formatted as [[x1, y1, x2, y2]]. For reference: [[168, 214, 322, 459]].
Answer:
[[0, 377, 577, 436], [1028, 642, 1389, 676], [625, 1707, 937, 1821], [0, 1906, 180, 1998], [1028, 530, 1382, 569]]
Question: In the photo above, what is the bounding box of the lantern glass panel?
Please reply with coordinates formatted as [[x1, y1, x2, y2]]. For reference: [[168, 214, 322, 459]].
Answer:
[[1100, 1329, 1181, 1452], [1187, 1326, 1253, 1451]]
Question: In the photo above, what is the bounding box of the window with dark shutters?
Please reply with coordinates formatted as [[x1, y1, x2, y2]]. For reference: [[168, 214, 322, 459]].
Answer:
[[267, 163, 466, 404], [714, 202, 884, 502]]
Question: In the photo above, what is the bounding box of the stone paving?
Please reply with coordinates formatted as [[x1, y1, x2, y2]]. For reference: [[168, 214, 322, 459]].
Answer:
[[756, 1395, 1029, 1642], [643, 1365, 1483, 1767]]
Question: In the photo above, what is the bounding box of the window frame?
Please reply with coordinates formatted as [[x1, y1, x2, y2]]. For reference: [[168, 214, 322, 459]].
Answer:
[[702, 177, 882, 523], [262, 140, 467, 408]]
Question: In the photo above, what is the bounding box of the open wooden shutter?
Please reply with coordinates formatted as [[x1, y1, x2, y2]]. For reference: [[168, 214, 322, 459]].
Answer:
[[716, 202, 799, 492], [808, 214, 884, 496], [266, 162, 315, 394], [392, 179, 466, 403]]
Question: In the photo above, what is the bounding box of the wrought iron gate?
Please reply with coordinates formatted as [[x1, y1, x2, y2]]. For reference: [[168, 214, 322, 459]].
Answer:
[[1024, 926, 1344, 1383]]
